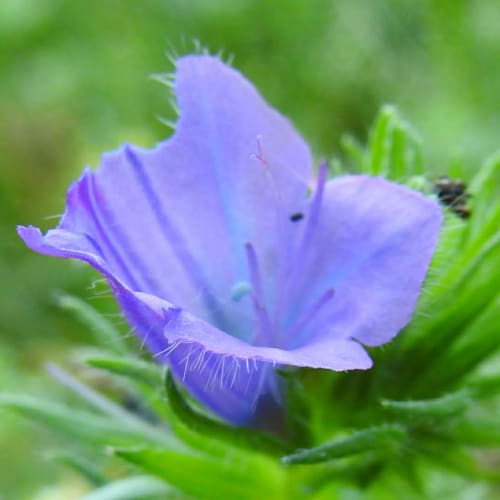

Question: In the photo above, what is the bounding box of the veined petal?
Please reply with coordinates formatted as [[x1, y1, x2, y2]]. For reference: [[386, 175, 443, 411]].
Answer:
[[285, 176, 442, 348], [17, 55, 442, 428]]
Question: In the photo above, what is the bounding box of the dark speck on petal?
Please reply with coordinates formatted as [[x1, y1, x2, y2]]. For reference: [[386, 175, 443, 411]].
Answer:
[[289, 212, 304, 222]]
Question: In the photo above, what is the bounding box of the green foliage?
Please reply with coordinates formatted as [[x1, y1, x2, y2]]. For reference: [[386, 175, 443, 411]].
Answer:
[[114, 448, 285, 500], [282, 425, 406, 465], [0, 393, 169, 448], [343, 105, 423, 179]]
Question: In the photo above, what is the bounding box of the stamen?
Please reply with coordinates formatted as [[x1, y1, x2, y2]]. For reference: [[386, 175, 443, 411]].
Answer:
[[249, 136, 292, 330], [284, 288, 335, 348], [249, 136, 287, 228], [245, 242, 274, 345], [299, 161, 328, 252], [245, 243, 264, 304], [275, 162, 329, 336]]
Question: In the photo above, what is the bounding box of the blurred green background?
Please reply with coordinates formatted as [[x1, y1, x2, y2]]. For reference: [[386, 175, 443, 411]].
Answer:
[[1, 0, 499, 497]]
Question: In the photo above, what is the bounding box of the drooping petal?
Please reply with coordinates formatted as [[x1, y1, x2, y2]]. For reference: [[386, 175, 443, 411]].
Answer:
[[283, 176, 442, 348], [129, 292, 372, 424], [17, 225, 171, 356]]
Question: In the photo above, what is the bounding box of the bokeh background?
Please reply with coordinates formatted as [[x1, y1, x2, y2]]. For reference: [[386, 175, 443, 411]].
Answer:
[[1, 0, 499, 497]]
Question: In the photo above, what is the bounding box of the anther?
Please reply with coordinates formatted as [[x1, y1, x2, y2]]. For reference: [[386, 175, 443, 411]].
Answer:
[[250, 134, 270, 169]]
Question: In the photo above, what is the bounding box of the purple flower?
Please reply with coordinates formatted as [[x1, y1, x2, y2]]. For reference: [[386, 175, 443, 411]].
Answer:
[[18, 56, 441, 426]]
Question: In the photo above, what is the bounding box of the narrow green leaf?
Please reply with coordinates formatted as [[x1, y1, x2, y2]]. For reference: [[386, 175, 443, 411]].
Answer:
[[114, 447, 285, 499], [57, 294, 128, 354], [79, 354, 172, 424], [281, 425, 406, 465], [165, 371, 290, 456], [449, 231, 500, 297], [381, 392, 470, 422], [47, 363, 137, 421], [369, 105, 395, 176], [469, 150, 500, 194], [412, 292, 500, 393], [82, 475, 172, 500], [46, 363, 174, 447], [441, 293, 500, 370], [468, 151, 500, 243], [388, 123, 407, 180], [0, 394, 170, 447], [84, 355, 163, 387]]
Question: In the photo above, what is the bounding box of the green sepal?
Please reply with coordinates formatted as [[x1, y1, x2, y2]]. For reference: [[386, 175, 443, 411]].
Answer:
[[277, 367, 312, 448], [281, 425, 406, 465], [165, 371, 291, 456], [114, 447, 285, 500]]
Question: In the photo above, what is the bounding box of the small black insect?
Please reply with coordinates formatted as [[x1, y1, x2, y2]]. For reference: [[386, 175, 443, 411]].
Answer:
[[289, 212, 304, 222], [433, 175, 471, 219]]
